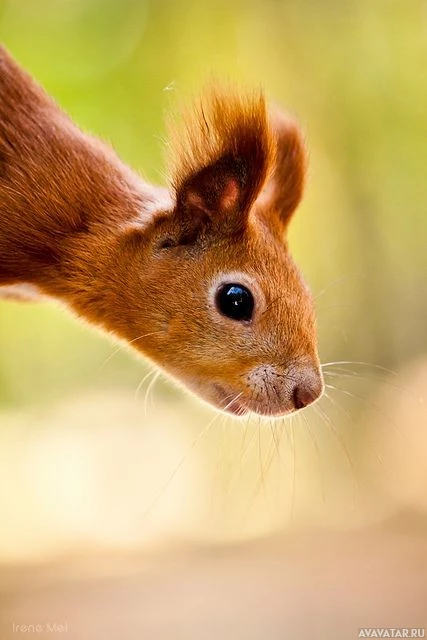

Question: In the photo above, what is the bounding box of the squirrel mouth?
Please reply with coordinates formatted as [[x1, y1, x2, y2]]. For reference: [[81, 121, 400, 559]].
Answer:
[[210, 382, 297, 418], [211, 383, 249, 417]]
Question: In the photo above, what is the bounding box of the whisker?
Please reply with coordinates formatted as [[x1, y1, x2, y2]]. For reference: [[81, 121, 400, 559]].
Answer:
[[269, 415, 282, 462], [324, 383, 403, 439], [99, 331, 164, 370], [261, 294, 287, 316], [289, 415, 296, 525], [267, 416, 280, 513], [134, 368, 157, 403], [214, 413, 230, 515], [314, 402, 360, 495], [322, 369, 412, 396], [143, 393, 243, 521], [238, 411, 252, 482], [257, 416, 270, 520], [240, 416, 274, 529], [321, 360, 398, 376], [256, 376, 284, 496], [235, 415, 253, 496], [322, 391, 389, 476], [302, 411, 326, 508], [262, 425, 280, 526], [316, 303, 354, 312], [217, 411, 255, 523], [314, 273, 363, 301], [209, 412, 228, 517], [144, 370, 161, 417]]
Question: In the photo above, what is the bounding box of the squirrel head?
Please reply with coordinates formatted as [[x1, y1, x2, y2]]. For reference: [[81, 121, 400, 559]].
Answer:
[[116, 87, 323, 417], [0, 46, 322, 418]]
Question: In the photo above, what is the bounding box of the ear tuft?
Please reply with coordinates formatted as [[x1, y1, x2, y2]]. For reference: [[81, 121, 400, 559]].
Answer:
[[167, 85, 275, 223]]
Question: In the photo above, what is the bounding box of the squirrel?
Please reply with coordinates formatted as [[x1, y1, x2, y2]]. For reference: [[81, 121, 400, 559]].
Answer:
[[0, 46, 323, 417]]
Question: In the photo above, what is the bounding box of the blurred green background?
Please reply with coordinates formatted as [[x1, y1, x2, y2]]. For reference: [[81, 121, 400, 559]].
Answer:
[[1, 0, 426, 407], [0, 0, 426, 560]]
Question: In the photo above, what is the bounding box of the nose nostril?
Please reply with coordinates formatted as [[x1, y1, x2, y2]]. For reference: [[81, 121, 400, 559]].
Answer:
[[293, 384, 318, 410]]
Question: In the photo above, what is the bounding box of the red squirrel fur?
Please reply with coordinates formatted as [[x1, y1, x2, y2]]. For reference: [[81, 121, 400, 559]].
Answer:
[[0, 46, 323, 417]]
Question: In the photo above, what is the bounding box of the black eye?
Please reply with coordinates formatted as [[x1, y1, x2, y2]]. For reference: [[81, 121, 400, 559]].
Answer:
[[215, 283, 254, 322]]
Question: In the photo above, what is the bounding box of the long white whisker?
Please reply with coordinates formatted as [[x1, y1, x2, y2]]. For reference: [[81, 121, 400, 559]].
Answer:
[[209, 412, 229, 517], [256, 416, 274, 526], [314, 402, 360, 496], [316, 303, 354, 312], [314, 273, 363, 301], [289, 415, 296, 525], [144, 370, 161, 417], [321, 360, 398, 376], [324, 383, 403, 439], [323, 391, 389, 475], [100, 331, 164, 369], [322, 369, 412, 395], [134, 368, 157, 403], [302, 411, 326, 508], [142, 395, 243, 522], [221, 413, 258, 510]]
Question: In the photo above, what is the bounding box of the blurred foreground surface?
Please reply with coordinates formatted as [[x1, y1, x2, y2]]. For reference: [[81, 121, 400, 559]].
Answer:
[[0, 359, 427, 638], [1, 530, 427, 640]]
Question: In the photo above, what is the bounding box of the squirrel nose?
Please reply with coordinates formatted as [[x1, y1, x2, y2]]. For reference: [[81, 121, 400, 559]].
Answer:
[[292, 377, 323, 410]]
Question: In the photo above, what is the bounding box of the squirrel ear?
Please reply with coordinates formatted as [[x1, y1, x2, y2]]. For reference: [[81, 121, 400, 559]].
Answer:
[[177, 155, 254, 222], [168, 86, 275, 232], [257, 108, 307, 232]]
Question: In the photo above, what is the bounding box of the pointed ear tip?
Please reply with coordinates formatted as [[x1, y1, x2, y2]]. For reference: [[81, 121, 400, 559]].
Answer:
[[269, 107, 303, 136], [268, 108, 308, 169]]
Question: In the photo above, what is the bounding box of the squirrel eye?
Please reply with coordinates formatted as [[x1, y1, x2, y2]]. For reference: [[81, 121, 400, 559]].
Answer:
[[215, 283, 254, 322]]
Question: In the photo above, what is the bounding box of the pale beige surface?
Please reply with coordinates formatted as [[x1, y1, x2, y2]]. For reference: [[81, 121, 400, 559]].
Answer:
[[1, 530, 427, 640], [1, 358, 426, 639]]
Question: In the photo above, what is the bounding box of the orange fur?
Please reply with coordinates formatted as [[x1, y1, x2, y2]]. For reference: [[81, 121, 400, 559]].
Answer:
[[168, 86, 275, 211], [0, 46, 322, 417]]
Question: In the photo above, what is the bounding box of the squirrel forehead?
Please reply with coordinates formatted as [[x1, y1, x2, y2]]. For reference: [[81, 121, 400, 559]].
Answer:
[[218, 217, 287, 263], [203, 228, 297, 289]]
